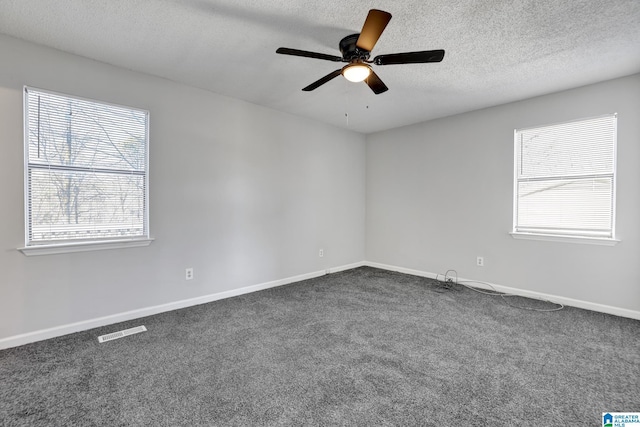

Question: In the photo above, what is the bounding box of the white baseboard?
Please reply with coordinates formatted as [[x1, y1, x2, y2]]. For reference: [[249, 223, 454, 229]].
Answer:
[[2, 259, 637, 350], [364, 261, 640, 321], [0, 262, 365, 350], [326, 261, 366, 274]]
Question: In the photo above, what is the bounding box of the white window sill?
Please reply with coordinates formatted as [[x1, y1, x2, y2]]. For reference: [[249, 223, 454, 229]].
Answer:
[[18, 238, 154, 256], [510, 232, 619, 246]]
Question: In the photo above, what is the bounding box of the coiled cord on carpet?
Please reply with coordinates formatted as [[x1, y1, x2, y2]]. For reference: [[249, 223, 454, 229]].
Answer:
[[434, 269, 564, 312]]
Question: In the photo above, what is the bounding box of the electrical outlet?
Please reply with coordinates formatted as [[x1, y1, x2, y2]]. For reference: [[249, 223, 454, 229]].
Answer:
[[186, 268, 194, 280], [319, 249, 324, 257], [476, 256, 484, 267]]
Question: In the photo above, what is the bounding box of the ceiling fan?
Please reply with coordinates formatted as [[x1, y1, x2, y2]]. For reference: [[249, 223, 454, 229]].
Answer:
[[276, 9, 445, 95]]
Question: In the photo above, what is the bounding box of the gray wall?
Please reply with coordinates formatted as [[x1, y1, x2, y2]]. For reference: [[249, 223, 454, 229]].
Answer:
[[0, 35, 366, 340], [366, 74, 640, 312], [1, 32, 638, 343]]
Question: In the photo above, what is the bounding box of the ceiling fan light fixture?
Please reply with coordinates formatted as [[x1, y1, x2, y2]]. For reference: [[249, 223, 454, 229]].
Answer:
[[342, 63, 371, 82], [276, 9, 444, 94]]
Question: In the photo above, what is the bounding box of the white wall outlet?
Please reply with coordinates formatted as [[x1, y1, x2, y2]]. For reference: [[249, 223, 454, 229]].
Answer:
[[319, 249, 324, 257], [185, 268, 194, 280], [476, 256, 484, 267]]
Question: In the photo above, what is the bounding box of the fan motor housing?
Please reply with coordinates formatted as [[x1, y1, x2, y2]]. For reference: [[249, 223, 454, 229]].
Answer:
[[339, 34, 370, 61]]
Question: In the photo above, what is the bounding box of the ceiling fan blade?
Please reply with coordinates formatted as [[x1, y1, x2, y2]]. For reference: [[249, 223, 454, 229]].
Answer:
[[365, 70, 388, 95], [276, 47, 343, 62], [373, 49, 445, 65], [356, 9, 392, 52], [302, 69, 342, 91]]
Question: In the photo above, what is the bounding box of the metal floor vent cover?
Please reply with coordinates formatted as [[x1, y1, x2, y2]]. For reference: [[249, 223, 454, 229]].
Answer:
[[98, 325, 147, 343]]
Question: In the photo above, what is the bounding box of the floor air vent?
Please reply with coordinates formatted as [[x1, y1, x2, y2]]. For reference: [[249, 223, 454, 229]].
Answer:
[[98, 325, 147, 343]]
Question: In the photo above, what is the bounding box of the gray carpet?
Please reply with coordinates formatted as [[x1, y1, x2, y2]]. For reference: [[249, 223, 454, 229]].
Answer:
[[1, 267, 639, 426]]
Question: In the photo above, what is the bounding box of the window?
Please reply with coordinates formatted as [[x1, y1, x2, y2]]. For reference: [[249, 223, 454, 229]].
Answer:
[[22, 87, 150, 254], [513, 114, 617, 243]]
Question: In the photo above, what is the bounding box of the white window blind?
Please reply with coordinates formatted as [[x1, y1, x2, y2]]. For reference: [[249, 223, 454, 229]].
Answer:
[[24, 87, 149, 245], [513, 114, 617, 239]]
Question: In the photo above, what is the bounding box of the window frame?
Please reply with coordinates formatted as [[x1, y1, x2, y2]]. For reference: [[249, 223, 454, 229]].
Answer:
[[511, 114, 619, 246], [19, 86, 153, 256]]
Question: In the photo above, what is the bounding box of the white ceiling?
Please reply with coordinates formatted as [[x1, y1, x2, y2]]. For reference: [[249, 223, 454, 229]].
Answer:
[[1, 0, 639, 134]]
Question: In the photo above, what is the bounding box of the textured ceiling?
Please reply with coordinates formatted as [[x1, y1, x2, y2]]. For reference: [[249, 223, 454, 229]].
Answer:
[[1, 0, 639, 134]]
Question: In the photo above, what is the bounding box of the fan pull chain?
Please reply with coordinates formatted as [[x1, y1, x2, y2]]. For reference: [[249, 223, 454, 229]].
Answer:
[[344, 78, 350, 127]]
